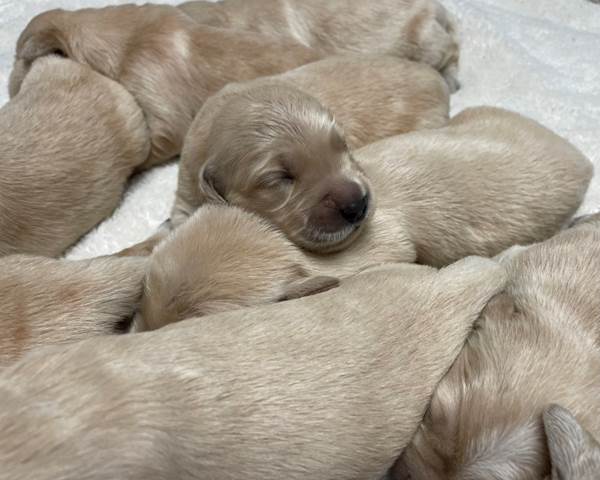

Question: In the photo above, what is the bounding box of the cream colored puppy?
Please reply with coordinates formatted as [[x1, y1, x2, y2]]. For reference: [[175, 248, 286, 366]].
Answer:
[[178, 0, 461, 90], [0, 56, 149, 257], [10, 3, 321, 169], [172, 54, 449, 253], [393, 216, 600, 479], [0, 257, 506, 480], [0, 255, 146, 366], [135, 204, 415, 331], [174, 105, 591, 264]]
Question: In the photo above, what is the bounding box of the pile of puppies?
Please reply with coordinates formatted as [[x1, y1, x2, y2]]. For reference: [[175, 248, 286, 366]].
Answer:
[[0, 1, 598, 479]]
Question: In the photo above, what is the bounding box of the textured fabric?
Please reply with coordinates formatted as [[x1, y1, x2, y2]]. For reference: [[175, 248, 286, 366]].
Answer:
[[0, 0, 598, 259]]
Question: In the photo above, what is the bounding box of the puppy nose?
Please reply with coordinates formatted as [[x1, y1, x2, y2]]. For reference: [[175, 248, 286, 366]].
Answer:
[[340, 194, 369, 224]]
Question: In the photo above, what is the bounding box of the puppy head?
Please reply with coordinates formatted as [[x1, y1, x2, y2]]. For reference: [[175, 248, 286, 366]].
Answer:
[[198, 84, 373, 253], [544, 404, 600, 480], [136, 205, 338, 331]]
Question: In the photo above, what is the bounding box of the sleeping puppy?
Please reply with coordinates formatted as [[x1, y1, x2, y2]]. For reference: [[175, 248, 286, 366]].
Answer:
[[393, 213, 600, 479], [177, 0, 461, 91], [0, 55, 149, 257], [173, 103, 591, 263], [134, 205, 414, 331], [0, 257, 506, 480], [0, 255, 146, 366], [172, 54, 449, 253], [544, 405, 600, 480], [10, 3, 321, 169]]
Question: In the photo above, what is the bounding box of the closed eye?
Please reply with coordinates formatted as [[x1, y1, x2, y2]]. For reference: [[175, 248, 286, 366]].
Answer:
[[258, 170, 295, 188]]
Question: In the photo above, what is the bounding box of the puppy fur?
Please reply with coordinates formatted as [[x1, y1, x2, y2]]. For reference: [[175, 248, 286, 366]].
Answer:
[[10, 4, 323, 169], [174, 104, 591, 266], [0, 255, 147, 366], [0, 56, 149, 257], [178, 0, 461, 91], [0, 257, 506, 480], [172, 54, 449, 253], [393, 212, 600, 479], [544, 405, 600, 480], [135, 203, 422, 331]]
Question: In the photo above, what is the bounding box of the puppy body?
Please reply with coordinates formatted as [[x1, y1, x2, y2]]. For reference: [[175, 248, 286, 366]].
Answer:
[[11, 4, 323, 168], [0, 56, 149, 256], [0, 257, 506, 480], [394, 216, 600, 479], [178, 0, 461, 90], [175, 105, 591, 266], [357, 106, 592, 266], [0, 255, 147, 366], [136, 204, 414, 330]]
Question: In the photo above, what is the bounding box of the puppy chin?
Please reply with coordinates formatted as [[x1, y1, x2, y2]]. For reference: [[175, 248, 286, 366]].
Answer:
[[298, 221, 365, 253]]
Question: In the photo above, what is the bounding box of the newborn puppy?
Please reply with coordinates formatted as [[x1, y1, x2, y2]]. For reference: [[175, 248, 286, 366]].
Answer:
[[0, 257, 506, 480], [178, 0, 461, 90], [0, 56, 149, 257], [172, 54, 449, 253], [135, 205, 338, 331], [544, 405, 600, 480], [135, 204, 419, 330], [393, 213, 600, 479], [175, 104, 591, 264], [10, 4, 322, 169], [0, 255, 146, 366]]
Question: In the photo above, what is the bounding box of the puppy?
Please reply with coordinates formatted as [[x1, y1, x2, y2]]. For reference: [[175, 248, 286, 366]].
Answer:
[[0, 255, 146, 366], [172, 54, 449, 253], [177, 0, 461, 90], [174, 104, 591, 264], [544, 405, 600, 480], [134, 205, 339, 331], [0, 257, 506, 480], [10, 4, 322, 169], [0, 56, 149, 257], [393, 212, 600, 479]]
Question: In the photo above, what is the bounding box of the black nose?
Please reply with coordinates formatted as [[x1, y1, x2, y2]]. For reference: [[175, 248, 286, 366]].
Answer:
[[340, 194, 369, 224]]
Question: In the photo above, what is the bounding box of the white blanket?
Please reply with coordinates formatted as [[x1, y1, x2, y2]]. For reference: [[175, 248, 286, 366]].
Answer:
[[0, 0, 598, 259]]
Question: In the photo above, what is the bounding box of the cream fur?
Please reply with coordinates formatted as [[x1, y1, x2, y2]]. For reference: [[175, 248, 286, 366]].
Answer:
[[172, 54, 449, 253], [0, 257, 505, 480], [0, 254, 147, 366], [178, 0, 461, 91], [394, 213, 600, 479], [10, 3, 321, 169], [174, 105, 591, 267], [0, 56, 149, 257]]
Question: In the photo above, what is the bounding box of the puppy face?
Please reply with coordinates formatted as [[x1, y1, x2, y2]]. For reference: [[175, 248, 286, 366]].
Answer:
[[199, 85, 373, 253]]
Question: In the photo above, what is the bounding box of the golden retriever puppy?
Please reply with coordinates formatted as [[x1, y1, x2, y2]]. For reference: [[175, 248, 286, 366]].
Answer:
[[0, 256, 506, 480], [178, 0, 461, 91], [0, 55, 149, 257], [172, 54, 449, 253], [0, 255, 146, 366], [134, 203, 419, 330], [174, 104, 591, 263], [10, 4, 325, 169], [134, 205, 339, 331], [393, 215, 600, 479], [544, 405, 600, 480]]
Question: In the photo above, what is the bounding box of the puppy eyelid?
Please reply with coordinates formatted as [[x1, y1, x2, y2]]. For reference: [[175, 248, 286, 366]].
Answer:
[[259, 170, 294, 188]]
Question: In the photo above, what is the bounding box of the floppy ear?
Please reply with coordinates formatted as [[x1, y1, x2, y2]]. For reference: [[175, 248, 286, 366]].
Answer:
[[544, 404, 600, 479], [198, 162, 227, 205], [278, 276, 340, 301], [18, 28, 69, 63]]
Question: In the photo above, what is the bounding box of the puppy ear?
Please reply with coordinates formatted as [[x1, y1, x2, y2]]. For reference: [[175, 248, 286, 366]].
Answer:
[[544, 404, 600, 479], [198, 162, 227, 205], [278, 276, 340, 301]]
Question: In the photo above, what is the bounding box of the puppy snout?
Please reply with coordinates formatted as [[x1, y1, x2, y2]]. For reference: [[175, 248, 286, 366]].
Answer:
[[340, 193, 369, 224]]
